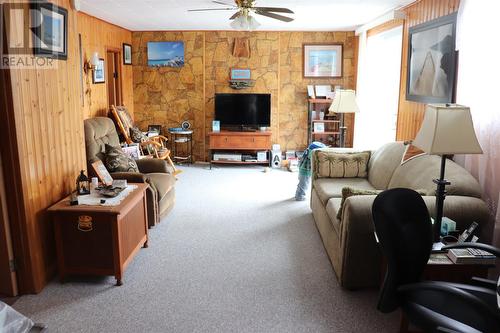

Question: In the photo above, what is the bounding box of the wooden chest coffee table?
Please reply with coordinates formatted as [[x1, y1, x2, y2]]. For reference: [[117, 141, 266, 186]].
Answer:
[[48, 183, 149, 286]]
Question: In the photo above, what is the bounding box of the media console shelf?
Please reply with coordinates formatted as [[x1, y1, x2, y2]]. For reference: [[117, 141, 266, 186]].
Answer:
[[208, 131, 271, 168]]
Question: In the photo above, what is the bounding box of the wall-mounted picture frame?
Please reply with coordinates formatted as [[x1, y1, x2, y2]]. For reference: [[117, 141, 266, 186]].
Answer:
[[31, 2, 68, 59], [230, 68, 251, 80], [148, 124, 162, 135], [123, 43, 132, 65], [303, 44, 343, 78], [406, 13, 457, 103], [147, 41, 184, 67], [92, 58, 105, 84]]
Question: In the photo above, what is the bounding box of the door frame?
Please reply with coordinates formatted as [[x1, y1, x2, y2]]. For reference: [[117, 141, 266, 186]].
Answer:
[[105, 46, 124, 108]]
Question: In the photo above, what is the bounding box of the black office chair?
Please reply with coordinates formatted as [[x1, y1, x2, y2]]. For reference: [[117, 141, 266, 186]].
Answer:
[[372, 188, 500, 333]]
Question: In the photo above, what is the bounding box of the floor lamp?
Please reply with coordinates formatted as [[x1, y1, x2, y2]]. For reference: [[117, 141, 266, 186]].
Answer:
[[328, 89, 359, 147], [412, 104, 483, 241]]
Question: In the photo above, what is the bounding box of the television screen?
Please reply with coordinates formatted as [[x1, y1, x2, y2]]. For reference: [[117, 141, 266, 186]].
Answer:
[[147, 41, 184, 67], [215, 93, 271, 127]]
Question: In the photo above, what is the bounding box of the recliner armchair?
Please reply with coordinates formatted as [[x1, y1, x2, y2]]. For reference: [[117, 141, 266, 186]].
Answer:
[[84, 117, 175, 227]]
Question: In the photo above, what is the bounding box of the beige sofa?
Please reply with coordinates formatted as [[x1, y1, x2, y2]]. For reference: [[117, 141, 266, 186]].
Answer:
[[310, 142, 492, 290]]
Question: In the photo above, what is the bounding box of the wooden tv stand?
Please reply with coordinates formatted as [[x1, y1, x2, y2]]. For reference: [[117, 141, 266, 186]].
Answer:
[[208, 131, 271, 168]]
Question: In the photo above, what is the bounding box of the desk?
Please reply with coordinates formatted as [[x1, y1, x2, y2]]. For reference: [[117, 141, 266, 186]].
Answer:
[[48, 183, 149, 286]]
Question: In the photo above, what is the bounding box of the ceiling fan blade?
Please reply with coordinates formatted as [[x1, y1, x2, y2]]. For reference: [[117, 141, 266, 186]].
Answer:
[[253, 7, 294, 14], [229, 11, 241, 20], [212, 0, 237, 7], [254, 10, 294, 22], [188, 8, 236, 12]]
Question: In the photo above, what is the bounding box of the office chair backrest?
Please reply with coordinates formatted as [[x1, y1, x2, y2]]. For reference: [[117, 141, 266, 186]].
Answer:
[[372, 188, 433, 313]]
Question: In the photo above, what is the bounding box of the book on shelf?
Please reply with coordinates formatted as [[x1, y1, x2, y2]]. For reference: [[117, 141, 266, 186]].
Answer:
[[446, 248, 496, 265]]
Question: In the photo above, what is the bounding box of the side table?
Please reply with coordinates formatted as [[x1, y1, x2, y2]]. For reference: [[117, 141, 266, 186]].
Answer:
[[48, 183, 149, 286], [169, 130, 193, 164]]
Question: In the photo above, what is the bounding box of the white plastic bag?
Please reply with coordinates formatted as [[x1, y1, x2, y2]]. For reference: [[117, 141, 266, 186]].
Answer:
[[0, 301, 34, 333]]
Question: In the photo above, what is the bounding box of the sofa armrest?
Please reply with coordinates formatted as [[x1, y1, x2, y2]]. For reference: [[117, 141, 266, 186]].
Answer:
[[110, 172, 147, 183], [136, 158, 169, 174]]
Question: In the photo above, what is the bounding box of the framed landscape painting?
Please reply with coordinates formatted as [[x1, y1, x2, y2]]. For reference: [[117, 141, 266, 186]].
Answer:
[[303, 44, 343, 78], [147, 41, 184, 68], [406, 13, 457, 103]]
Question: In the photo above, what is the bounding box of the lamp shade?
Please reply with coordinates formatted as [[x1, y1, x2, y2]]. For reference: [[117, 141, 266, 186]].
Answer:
[[90, 52, 100, 66], [328, 89, 359, 114], [412, 104, 483, 155]]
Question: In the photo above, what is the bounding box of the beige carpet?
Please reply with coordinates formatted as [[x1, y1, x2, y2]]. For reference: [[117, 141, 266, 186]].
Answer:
[[12, 165, 399, 332]]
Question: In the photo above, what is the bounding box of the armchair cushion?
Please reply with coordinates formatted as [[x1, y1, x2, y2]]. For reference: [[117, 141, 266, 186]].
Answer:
[[104, 144, 139, 173], [136, 158, 170, 174], [110, 172, 146, 183]]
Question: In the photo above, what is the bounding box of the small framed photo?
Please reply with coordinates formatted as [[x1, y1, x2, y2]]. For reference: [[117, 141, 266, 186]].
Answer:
[[307, 85, 316, 99], [230, 68, 251, 80], [303, 44, 343, 78], [212, 120, 220, 132], [91, 160, 113, 186], [313, 122, 325, 133], [93, 58, 105, 84], [123, 43, 132, 65], [31, 2, 68, 59], [148, 124, 162, 135], [122, 145, 141, 160]]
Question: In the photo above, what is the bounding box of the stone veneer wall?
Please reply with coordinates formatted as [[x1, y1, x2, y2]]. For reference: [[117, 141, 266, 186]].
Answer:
[[132, 31, 357, 161]]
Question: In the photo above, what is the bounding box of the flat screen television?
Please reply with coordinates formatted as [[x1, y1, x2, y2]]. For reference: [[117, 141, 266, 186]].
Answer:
[[215, 93, 271, 129]]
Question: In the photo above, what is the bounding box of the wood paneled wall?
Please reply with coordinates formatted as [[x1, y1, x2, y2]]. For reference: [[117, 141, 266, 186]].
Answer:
[[396, 0, 460, 140], [77, 13, 134, 118], [3, 1, 133, 293]]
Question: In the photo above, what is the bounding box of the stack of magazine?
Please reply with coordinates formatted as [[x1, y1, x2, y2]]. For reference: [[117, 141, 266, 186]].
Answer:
[[446, 248, 496, 265]]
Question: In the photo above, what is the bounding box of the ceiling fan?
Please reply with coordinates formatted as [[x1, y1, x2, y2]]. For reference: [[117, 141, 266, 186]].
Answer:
[[188, 1, 294, 30]]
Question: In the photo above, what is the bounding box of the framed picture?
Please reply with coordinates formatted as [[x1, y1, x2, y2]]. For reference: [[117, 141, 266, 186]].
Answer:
[[148, 124, 162, 135], [93, 58, 105, 84], [123, 43, 132, 65], [31, 2, 68, 59], [122, 145, 141, 160], [230, 68, 251, 80], [313, 122, 325, 133], [212, 120, 220, 132], [147, 41, 184, 67], [303, 44, 343, 78], [91, 160, 113, 186], [307, 85, 316, 99], [406, 13, 457, 103]]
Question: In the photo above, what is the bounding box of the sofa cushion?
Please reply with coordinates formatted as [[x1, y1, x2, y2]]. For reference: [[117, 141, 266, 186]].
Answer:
[[314, 151, 371, 178], [313, 178, 376, 205], [147, 172, 176, 202], [388, 155, 483, 198], [368, 142, 406, 190], [325, 198, 343, 235]]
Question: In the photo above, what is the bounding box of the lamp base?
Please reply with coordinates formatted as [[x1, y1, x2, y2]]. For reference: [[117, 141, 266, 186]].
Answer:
[[433, 155, 451, 241]]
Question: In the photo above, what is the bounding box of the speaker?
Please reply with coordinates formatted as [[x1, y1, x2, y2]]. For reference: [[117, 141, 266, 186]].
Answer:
[[271, 151, 282, 168]]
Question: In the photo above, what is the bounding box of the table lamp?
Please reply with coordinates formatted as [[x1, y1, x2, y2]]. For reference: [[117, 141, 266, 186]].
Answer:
[[412, 104, 483, 241], [328, 89, 359, 147]]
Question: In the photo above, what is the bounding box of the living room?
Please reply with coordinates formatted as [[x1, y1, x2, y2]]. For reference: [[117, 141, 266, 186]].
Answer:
[[1, 0, 499, 332]]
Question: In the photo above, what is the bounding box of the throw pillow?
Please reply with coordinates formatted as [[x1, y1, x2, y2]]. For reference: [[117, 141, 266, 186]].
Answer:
[[336, 187, 429, 220], [104, 144, 139, 173], [336, 187, 382, 220], [129, 126, 145, 143], [315, 151, 371, 178]]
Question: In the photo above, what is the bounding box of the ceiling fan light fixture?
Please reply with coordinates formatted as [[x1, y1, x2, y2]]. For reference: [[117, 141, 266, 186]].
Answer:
[[230, 13, 260, 31]]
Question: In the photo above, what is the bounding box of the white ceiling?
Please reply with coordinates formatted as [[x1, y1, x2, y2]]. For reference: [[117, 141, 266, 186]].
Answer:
[[79, 0, 415, 31]]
